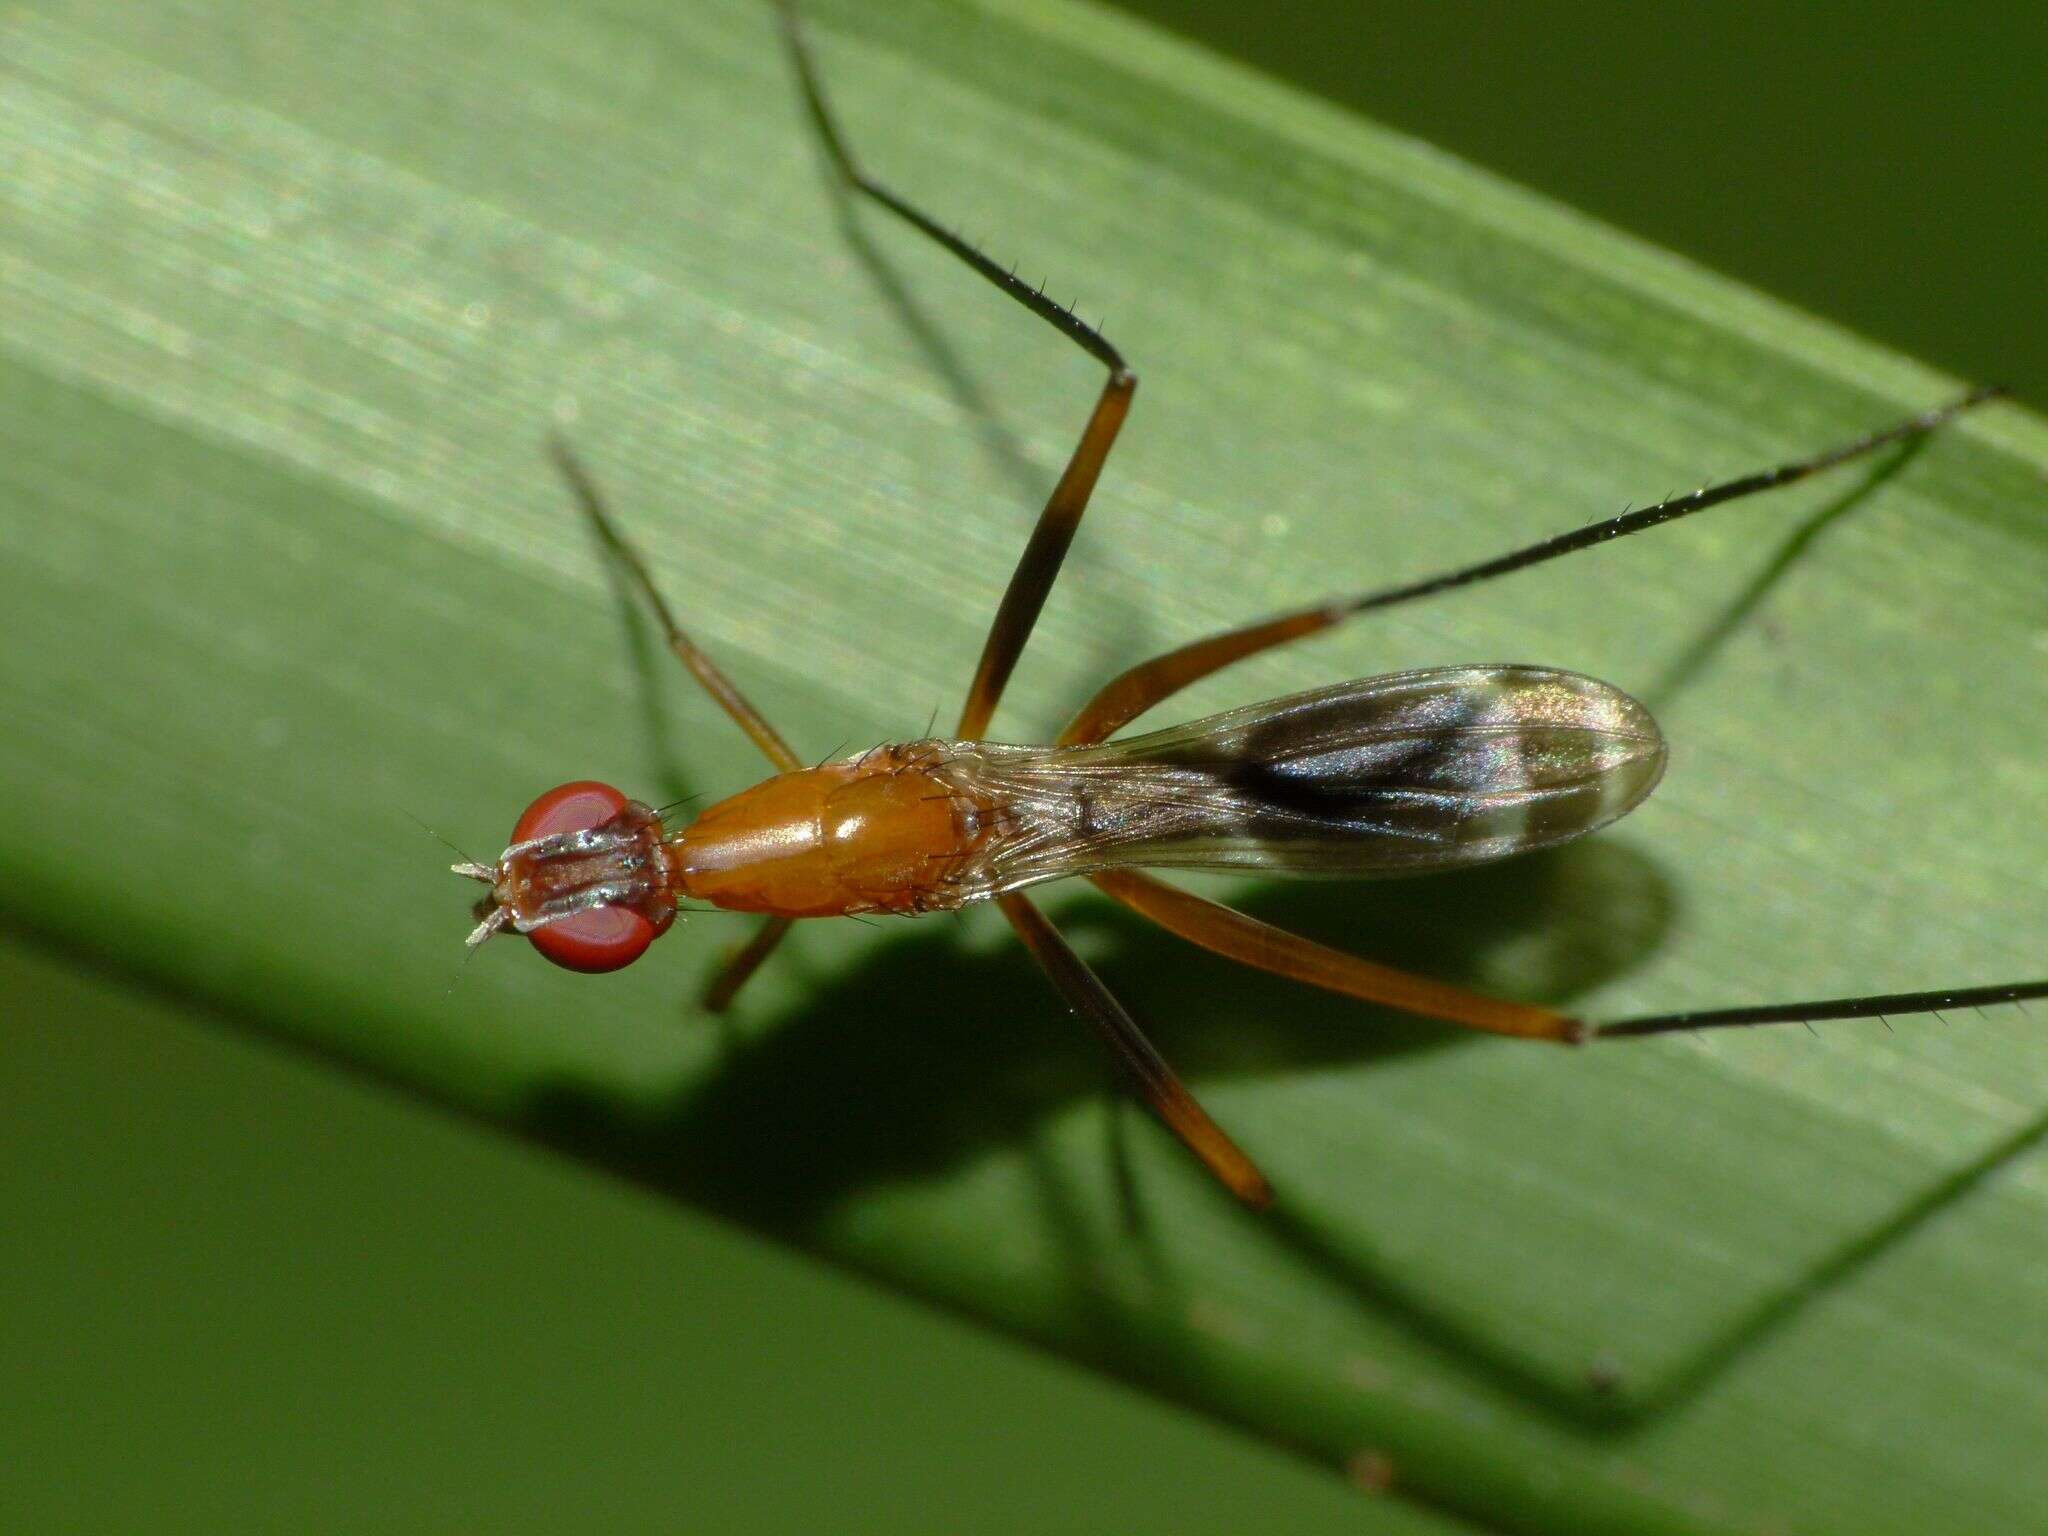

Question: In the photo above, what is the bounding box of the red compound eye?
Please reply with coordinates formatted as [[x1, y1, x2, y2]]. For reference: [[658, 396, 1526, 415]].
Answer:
[[511, 781, 665, 974], [513, 780, 632, 845], [531, 902, 657, 974]]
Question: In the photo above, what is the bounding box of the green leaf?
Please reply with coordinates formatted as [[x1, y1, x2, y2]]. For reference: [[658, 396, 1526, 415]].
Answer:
[[4, 1, 2045, 1532]]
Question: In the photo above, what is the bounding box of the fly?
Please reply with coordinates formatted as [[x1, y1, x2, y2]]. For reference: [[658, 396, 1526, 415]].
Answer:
[[455, 2, 2034, 1208]]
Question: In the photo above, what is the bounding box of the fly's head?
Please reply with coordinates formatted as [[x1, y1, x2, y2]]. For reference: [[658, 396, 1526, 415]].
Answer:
[[455, 781, 676, 972]]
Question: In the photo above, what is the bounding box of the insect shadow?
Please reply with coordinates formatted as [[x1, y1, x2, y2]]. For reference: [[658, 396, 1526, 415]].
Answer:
[[518, 835, 1680, 1440], [513, 844, 2048, 1431], [523, 837, 1668, 1226]]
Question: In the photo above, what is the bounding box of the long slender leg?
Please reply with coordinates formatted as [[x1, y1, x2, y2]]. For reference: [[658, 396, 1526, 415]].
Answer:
[[1598, 979, 2048, 1038], [1060, 387, 2004, 746], [773, 0, 1137, 742], [1070, 389, 2011, 1042], [702, 3, 1136, 1010], [550, 440, 806, 1011], [550, 437, 804, 776], [1105, 872, 2048, 1049], [782, 6, 1244, 1146], [999, 893, 1273, 1208], [1088, 869, 1582, 1042], [959, 377, 1134, 740]]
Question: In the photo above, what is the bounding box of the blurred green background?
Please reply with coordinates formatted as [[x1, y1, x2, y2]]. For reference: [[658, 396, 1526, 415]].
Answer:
[[3, 3, 2043, 1533], [1, 928, 1406, 1534], [1116, 0, 2048, 406]]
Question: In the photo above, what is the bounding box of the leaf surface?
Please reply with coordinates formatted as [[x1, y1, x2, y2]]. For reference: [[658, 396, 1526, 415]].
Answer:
[[3, 2, 2046, 1531]]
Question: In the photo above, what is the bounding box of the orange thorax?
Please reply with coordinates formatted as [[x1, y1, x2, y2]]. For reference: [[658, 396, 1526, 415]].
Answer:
[[671, 744, 989, 917]]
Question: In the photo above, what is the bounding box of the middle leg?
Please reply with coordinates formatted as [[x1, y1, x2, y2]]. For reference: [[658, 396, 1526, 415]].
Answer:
[[773, 0, 1137, 743]]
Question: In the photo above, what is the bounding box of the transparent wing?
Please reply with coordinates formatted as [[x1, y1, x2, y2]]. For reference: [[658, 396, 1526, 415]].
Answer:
[[934, 666, 1665, 900]]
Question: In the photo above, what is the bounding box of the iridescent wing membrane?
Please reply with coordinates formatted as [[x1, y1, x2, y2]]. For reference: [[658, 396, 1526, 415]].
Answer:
[[936, 666, 1667, 900]]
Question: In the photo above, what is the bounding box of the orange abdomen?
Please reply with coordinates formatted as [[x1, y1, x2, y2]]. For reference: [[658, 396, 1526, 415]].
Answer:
[[671, 745, 987, 917]]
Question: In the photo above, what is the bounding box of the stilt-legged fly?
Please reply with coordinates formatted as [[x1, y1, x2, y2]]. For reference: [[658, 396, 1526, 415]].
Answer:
[[456, 2, 2034, 1207]]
